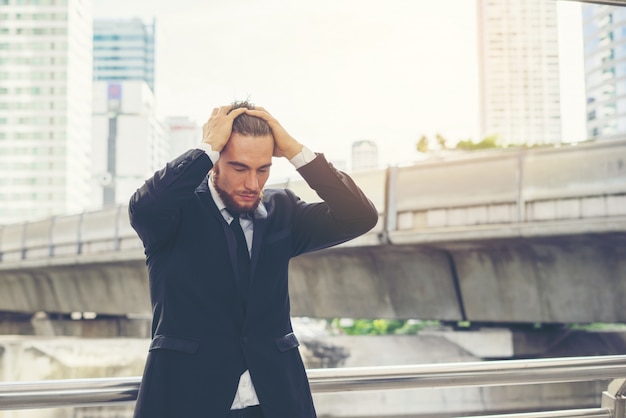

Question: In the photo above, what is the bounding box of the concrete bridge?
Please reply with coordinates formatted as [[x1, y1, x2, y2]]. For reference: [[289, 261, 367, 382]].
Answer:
[[1, 139, 625, 325]]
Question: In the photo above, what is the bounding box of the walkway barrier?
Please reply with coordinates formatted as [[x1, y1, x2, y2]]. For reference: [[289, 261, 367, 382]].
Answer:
[[1, 355, 626, 417], [2, 139, 626, 263]]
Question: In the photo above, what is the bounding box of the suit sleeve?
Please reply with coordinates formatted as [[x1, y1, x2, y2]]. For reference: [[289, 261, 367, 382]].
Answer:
[[291, 153, 378, 256], [128, 149, 213, 253]]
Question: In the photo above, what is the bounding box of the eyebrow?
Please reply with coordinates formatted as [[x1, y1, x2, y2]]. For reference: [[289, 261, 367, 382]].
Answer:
[[228, 161, 272, 170]]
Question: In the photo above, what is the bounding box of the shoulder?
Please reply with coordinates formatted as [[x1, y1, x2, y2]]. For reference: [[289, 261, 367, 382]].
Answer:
[[261, 187, 300, 213], [262, 187, 298, 202]]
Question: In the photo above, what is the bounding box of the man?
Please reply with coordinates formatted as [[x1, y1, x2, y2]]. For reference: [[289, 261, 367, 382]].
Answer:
[[129, 102, 378, 418]]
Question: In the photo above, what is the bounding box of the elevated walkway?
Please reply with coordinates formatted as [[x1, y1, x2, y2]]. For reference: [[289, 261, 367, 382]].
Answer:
[[0, 140, 625, 324]]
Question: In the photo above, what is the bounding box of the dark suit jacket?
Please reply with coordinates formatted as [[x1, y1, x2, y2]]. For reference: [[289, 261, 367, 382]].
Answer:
[[129, 149, 378, 418]]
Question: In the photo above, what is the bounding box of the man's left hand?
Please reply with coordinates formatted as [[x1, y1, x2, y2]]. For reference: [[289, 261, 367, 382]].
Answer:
[[244, 107, 303, 160]]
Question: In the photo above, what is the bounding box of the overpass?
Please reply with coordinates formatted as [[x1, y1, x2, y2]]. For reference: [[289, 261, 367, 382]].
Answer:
[[0, 139, 625, 325]]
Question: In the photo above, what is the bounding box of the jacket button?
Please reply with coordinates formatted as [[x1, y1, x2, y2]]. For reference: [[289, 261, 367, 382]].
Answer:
[[242, 336, 249, 344]]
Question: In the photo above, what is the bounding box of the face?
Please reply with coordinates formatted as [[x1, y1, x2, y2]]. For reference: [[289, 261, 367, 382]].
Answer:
[[212, 132, 274, 214]]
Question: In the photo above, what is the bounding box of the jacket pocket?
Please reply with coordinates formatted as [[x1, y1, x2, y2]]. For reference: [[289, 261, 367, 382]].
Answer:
[[149, 335, 199, 354], [275, 332, 299, 352]]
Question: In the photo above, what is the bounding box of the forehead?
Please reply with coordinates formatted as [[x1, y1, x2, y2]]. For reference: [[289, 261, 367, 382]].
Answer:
[[221, 133, 274, 165]]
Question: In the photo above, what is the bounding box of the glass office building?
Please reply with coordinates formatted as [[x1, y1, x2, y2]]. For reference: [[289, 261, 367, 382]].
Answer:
[[91, 19, 165, 209], [0, 0, 93, 224], [93, 18, 155, 93], [582, 4, 626, 140], [477, 0, 562, 146]]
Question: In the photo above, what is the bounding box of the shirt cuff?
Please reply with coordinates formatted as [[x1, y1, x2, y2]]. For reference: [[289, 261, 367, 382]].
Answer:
[[196, 143, 220, 165], [289, 146, 316, 169]]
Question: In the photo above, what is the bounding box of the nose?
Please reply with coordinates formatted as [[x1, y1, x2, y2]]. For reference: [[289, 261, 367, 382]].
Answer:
[[244, 171, 259, 191]]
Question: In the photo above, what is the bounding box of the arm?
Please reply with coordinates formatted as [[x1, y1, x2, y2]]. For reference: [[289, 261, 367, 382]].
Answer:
[[290, 153, 379, 255], [244, 108, 378, 255], [128, 149, 213, 252], [129, 106, 246, 252]]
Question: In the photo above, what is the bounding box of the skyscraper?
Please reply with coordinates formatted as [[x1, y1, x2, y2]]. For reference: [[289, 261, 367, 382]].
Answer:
[[90, 18, 165, 208], [91, 81, 168, 208], [581, 4, 626, 140], [93, 18, 155, 92], [477, 0, 562, 146], [0, 0, 93, 224]]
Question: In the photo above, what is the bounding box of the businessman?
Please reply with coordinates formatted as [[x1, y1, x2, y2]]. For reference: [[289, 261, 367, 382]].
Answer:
[[129, 102, 378, 418]]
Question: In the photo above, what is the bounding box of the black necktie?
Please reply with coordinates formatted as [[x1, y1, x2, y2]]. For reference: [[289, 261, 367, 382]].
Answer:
[[229, 214, 251, 311]]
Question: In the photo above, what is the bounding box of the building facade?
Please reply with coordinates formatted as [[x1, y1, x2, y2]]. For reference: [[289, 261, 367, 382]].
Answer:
[[0, 0, 93, 224], [477, 0, 562, 146], [93, 18, 155, 93], [582, 4, 626, 140], [351, 140, 378, 171], [164, 116, 201, 160], [91, 81, 168, 208]]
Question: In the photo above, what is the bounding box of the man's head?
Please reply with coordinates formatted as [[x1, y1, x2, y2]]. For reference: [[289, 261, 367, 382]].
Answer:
[[230, 101, 272, 137], [212, 101, 274, 215]]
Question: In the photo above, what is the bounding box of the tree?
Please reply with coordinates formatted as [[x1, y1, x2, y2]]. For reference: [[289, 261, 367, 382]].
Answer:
[[435, 133, 448, 149], [417, 135, 429, 153]]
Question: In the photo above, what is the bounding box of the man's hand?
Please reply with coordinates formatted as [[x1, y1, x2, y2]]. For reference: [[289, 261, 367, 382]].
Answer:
[[244, 107, 304, 160], [202, 105, 247, 152]]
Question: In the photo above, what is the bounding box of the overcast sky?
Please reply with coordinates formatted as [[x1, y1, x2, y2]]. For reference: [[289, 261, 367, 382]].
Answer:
[[93, 0, 587, 173]]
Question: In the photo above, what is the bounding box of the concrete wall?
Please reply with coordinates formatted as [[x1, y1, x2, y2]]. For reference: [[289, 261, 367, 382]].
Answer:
[[1, 230, 626, 325]]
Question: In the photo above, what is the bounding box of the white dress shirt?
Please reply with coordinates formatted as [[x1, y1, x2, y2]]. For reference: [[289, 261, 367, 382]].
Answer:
[[198, 143, 316, 409]]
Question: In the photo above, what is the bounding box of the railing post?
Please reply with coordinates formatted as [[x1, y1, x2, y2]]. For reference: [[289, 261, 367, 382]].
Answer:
[[114, 205, 122, 251], [379, 164, 398, 244], [516, 147, 526, 223], [76, 211, 84, 255], [48, 216, 56, 257], [601, 378, 626, 417], [20, 222, 27, 260]]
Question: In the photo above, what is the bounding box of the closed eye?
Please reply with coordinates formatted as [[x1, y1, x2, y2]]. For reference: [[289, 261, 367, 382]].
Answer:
[[229, 162, 249, 172]]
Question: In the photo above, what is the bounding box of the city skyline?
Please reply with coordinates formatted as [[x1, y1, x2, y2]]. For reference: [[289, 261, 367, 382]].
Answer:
[[92, 0, 587, 168], [0, 0, 591, 224]]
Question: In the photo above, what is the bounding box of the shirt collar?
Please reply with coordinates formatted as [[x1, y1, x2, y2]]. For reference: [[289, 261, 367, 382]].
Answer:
[[207, 174, 266, 222]]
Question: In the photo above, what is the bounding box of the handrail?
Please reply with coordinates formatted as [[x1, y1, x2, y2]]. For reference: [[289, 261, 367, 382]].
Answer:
[[459, 408, 612, 418], [1, 355, 626, 410]]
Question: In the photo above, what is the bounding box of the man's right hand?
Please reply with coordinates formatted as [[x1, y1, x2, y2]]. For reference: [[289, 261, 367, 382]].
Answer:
[[202, 105, 247, 152]]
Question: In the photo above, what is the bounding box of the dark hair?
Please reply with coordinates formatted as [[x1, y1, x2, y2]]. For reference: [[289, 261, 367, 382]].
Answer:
[[229, 101, 272, 137]]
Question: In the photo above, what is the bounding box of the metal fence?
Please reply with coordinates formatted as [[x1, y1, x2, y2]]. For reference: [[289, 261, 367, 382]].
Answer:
[[1, 355, 626, 417]]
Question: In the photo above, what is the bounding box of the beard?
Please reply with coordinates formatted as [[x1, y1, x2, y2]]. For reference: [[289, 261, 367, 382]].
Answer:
[[212, 167, 263, 215]]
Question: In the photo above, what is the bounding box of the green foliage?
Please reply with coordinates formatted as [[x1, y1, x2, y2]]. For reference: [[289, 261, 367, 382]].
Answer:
[[456, 135, 500, 150], [417, 135, 429, 153], [435, 133, 447, 148], [330, 318, 440, 336], [417, 133, 503, 153], [569, 323, 626, 331]]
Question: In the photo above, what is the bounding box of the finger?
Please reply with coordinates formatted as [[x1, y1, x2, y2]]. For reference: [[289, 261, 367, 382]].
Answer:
[[218, 105, 232, 115], [227, 107, 247, 119], [211, 107, 219, 116], [244, 108, 271, 119], [251, 106, 271, 116]]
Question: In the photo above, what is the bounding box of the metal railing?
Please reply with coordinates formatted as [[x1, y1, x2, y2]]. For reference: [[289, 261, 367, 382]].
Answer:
[[2, 355, 626, 417]]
